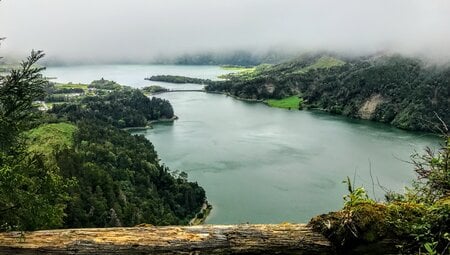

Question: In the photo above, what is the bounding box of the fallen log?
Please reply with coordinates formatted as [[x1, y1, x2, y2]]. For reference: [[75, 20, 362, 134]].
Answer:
[[0, 224, 333, 255]]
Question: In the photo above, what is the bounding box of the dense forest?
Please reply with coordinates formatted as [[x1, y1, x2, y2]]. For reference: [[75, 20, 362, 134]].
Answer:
[[146, 75, 211, 84], [51, 89, 174, 128], [88, 78, 124, 90], [0, 51, 205, 231], [205, 54, 450, 131], [57, 120, 205, 227], [141, 85, 169, 94]]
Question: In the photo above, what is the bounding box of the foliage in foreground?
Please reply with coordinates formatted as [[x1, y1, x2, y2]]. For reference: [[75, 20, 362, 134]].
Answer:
[[310, 132, 450, 254], [0, 51, 71, 231]]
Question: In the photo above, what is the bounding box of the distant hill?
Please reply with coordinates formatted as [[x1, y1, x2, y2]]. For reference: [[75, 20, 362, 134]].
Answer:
[[152, 50, 294, 66]]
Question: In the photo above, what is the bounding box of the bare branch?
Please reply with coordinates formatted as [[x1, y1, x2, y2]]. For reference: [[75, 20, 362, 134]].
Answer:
[[434, 111, 449, 135], [368, 158, 377, 201]]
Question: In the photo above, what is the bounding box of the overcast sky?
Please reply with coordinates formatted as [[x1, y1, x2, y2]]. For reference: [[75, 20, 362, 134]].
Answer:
[[1, 0, 450, 63]]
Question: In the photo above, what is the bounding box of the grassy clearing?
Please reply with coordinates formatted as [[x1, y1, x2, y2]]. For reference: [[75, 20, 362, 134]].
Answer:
[[295, 56, 346, 74], [266, 96, 303, 109], [26, 123, 78, 155], [55, 83, 88, 91], [218, 64, 270, 80], [218, 67, 255, 79]]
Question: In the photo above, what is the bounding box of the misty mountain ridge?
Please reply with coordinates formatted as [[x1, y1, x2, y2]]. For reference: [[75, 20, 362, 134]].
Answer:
[[3, 49, 450, 67]]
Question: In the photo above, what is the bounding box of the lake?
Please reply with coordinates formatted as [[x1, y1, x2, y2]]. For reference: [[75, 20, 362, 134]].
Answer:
[[44, 65, 440, 224], [43, 64, 222, 89]]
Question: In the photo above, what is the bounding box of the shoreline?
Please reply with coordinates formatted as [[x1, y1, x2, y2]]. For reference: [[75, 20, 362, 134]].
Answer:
[[122, 115, 178, 131], [149, 115, 179, 124], [206, 91, 265, 103], [206, 91, 437, 133], [207, 91, 298, 109], [149, 88, 433, 133]]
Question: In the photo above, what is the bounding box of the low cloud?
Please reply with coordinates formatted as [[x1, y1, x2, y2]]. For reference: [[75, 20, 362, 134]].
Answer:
[[1, 0, 449, 63]]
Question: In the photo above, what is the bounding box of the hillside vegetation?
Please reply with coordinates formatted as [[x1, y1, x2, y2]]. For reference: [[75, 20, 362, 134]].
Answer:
[[22, 120, 206, 228], [56, 120, 205, 227], [26, 122, 77, 155], [206, 54, 450, 131], [51, 88, 174, 128], [146, 75, 211, 84], [0, 52, 206, 231], [154, 50, 291, 66], [42, 79, 128, 105]]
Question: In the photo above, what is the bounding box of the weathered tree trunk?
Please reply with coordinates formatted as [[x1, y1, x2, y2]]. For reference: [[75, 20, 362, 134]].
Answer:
[[0, 224, 334, 255]]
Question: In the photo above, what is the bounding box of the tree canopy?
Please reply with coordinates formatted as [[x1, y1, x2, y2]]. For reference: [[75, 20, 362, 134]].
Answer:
[[51, 89, 174, 128], [0, 51, 205, 231], [0, 50, 71, 231]]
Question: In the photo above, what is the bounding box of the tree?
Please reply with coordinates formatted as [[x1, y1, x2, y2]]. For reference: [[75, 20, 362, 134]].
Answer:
[[410, 120, 450, 203], [0, 50, 47, 151], [0, 48, 70, 231]]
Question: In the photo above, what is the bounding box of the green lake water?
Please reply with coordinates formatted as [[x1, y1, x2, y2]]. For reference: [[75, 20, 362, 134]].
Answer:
[[44, 65, 440, 224]]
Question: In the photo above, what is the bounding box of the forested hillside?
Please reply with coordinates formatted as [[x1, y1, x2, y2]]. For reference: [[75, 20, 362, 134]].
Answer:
[[206, 54, 450, 131], [146, 75, 211, 84], [55, 120, 205, 227], [0, 51, 205, 231], [51, 89, 174, 128]]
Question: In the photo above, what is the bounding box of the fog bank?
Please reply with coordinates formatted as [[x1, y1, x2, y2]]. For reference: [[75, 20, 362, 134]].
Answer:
[[1, 0, 449, 63]]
